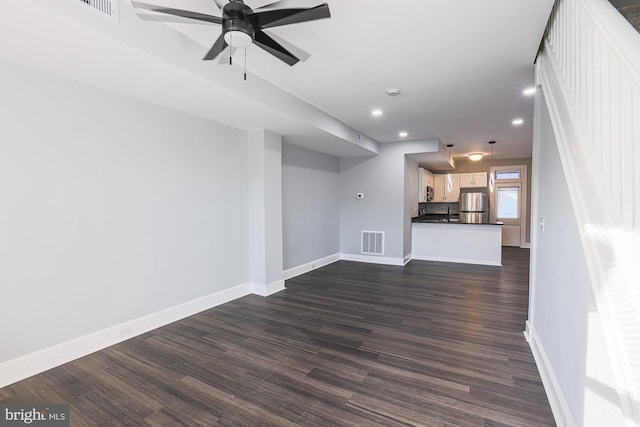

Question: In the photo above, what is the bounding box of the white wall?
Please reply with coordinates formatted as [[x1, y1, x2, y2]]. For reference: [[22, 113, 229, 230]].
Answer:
[[529, 91, 624, 426], [0, 59, 251, 363], [339, 140, 439, 262], [282, 143, 339, 270]]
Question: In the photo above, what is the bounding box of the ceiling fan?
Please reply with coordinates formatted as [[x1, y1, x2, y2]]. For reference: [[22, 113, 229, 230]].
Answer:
[[131, 0, 331, 66]]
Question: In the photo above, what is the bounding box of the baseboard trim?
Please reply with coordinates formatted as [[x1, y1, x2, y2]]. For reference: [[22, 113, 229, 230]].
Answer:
[[526, 323, 576, 427], [283, 253, 340, 280], [520, 242, 531, 249], [339, 253, 406, 266], [411, 255, 502, 267], [0, 282, 252, 388], [252, 279, 286, 297]]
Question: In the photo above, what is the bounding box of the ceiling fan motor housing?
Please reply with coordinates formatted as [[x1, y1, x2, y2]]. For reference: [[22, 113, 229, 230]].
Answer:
[[223, 0, 255, 42], [132, 0, 331, 65]]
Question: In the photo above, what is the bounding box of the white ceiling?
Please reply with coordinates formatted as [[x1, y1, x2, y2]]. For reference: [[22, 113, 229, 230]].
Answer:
[[0, 0, 554, 162]]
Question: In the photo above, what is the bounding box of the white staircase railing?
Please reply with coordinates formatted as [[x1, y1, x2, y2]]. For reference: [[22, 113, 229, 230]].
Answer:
[[537, 0, 640, 424]]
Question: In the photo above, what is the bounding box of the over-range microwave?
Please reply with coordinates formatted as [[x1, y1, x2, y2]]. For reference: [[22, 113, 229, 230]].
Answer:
[[425, 186, 434, 202]]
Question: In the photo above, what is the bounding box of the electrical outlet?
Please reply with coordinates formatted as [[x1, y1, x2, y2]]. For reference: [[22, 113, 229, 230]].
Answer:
[[539, 216, 545, 231]]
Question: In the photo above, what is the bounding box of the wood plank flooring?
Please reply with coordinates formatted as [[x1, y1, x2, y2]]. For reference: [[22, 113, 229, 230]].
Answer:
[[0, 247, 555, 426]]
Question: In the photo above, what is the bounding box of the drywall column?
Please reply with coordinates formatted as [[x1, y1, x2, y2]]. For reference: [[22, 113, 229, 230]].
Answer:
[[248, 130, 285, 296]]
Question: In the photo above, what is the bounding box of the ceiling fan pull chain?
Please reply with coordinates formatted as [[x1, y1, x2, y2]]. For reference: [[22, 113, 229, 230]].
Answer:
[[229, 21, 233, 65], [244, 48, 247, 81]]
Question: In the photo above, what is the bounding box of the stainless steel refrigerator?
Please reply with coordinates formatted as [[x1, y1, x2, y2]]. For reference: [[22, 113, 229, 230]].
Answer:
[[459, 192, 489, 223]]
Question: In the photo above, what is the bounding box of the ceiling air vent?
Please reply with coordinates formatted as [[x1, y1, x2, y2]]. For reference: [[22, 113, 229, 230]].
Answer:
[[73, 0, 119, 23], [361, 231, 384, 256]]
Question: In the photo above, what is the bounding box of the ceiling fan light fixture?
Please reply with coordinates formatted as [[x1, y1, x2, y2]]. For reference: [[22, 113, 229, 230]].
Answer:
[[468, 153, 483, 161], [224, 30, 252, 48]]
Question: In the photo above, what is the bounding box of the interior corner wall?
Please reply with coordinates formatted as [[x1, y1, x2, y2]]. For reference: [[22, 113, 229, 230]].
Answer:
[[529, 90, 624, 426], [281, 143, 340, 270], [339, 140, 439, 262], [404, 156, 420, 257], [248, 130, 284, 290], [0, 59, 250, 363]]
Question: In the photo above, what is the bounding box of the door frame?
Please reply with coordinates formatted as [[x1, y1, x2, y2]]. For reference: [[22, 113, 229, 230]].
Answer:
[[490, 164, 528, 248]]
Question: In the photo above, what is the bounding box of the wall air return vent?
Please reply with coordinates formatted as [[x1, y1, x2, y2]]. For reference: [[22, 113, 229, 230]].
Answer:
[[361, 231, 385, 256], [73, 0, 119, 23]]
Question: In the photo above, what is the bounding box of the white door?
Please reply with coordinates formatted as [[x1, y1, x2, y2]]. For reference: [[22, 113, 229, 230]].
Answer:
[[492, 183, 522, 246]]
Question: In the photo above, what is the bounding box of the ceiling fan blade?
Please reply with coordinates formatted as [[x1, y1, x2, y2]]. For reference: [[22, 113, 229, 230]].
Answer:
[[266, 32, 310, 62], [250, 4, 330, 28], [136, 13, 215, 25], [131, 1, 222, 24], [254, 0, 323, 10], [203, 33, 228, 60], [253, 30, 299, 66]]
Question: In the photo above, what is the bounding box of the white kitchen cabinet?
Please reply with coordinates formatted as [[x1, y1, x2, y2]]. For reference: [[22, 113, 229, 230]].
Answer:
[[459, 172, 488, 188], [447, 174, 460, 201], [433, 174, 460, 202], [418, 168, 435, 202], [418, 168, 425, 202], [424, 169, 434, 188]]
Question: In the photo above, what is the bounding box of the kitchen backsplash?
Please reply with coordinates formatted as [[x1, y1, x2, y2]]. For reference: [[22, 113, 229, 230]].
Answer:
[[418, 202, 459, 216]]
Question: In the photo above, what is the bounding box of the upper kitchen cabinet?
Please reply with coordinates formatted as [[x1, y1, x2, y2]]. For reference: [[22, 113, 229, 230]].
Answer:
[[433, 174, 460, 202], [459, 172, 488, 188], [424, 169, 434, 187], [418, 168, 435, 202]]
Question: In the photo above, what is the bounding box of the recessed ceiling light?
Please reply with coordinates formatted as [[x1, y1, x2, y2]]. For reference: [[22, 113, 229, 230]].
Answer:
[[512, 118, 524, 126], [399, 131, 408, 138], [468, 153, 483, 161], [372, 109, 383, 116], [523, 87, 536, 96]]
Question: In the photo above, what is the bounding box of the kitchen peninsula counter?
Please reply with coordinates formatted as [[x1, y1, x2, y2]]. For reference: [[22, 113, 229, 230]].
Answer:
[[411, 221, 503, 266], [412, 215, 503, 225]]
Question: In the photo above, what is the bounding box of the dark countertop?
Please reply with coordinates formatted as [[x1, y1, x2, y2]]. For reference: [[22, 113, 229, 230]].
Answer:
[[412, 215, 503, 226]]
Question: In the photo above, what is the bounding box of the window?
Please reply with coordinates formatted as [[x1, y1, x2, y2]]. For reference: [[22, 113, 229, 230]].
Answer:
[[497, 187, 519, 219], [496, 170, 521, 180]]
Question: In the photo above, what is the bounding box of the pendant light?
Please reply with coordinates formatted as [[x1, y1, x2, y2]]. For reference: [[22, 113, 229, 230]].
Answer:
[[488, 141, 496, 192], [446, 145, 454, 192]]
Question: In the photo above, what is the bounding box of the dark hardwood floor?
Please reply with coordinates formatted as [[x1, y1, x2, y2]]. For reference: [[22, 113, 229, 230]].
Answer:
[[0, 248, 555, 426]]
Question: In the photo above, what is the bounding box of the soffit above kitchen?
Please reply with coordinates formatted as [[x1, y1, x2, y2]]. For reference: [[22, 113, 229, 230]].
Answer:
[[0, 0, 554, 160]]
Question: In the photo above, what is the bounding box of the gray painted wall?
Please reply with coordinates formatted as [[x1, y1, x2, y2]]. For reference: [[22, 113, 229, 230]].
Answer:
[[339, 140, 439, 260], [530, 91, 624, 425], [0, 59, 250, 362], [282, 143, 340, 270]]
